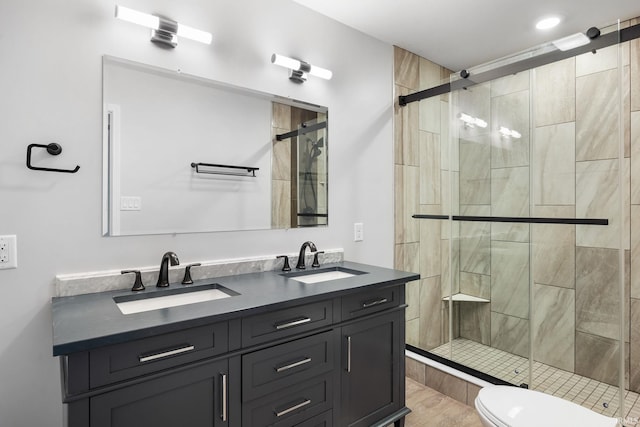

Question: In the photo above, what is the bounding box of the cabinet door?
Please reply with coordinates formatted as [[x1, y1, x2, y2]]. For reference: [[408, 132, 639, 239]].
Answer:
[[90, 359, 230, 427], [340, 311, 403, 427]]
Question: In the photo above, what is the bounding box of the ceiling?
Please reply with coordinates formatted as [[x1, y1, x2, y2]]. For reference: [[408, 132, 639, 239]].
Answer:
[[293, 0, 640, 72]]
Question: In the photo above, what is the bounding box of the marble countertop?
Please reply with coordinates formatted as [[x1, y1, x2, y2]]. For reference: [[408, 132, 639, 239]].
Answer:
[[52, 261, 419, 356]]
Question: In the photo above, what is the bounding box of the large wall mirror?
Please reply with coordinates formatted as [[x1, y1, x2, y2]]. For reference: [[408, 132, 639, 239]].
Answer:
[[102, 56, 328, 236]]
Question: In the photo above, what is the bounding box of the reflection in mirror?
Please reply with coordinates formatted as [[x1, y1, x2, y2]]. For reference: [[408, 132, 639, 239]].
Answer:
[[271, 105, 328, 228], [102, 56, 328, 235]]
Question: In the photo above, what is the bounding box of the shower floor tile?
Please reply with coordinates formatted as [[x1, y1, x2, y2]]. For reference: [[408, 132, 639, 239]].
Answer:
[[429, 338, 640, 421]]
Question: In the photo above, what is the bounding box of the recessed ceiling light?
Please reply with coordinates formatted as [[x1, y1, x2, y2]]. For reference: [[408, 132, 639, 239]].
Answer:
[[536, 16, 561, 30]]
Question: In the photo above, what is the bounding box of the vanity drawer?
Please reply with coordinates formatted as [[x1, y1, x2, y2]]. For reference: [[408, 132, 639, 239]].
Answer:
[[241, 300, 333, 347], [242, 375, 332, 427], [89, 321, 228, 388], [341, 285, 402, 320], [242, 330, 335, 401], [295, 410, 333, 427]]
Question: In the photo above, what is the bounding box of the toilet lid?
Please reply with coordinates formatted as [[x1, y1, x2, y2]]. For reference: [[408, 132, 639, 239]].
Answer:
[[475, 386, 618, 427]]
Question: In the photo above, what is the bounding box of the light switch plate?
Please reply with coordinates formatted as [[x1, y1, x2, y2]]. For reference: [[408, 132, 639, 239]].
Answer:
[[354, 223, 364, 242]]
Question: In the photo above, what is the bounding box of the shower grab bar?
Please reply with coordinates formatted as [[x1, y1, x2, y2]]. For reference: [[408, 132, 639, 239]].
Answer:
[[191, 162, 258, 177], [412, 214, 608, 226]]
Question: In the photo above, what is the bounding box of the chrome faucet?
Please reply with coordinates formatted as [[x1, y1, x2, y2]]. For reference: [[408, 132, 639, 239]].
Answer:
[[156, 251, 180, 287], [296, 241, 317, 270]]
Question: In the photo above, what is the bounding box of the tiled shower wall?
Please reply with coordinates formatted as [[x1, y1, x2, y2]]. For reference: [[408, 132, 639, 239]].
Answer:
[[395, 18, 640, 392]]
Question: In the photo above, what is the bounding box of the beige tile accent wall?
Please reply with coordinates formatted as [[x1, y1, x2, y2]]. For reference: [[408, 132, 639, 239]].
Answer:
[[395, 16, 640, 396]]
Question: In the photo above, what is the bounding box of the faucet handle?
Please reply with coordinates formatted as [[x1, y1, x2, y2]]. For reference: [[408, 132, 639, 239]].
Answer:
[[121, 270, 145, 292], [276, 255, 291, 272], [312, 251, 324, 268], [182, 263, 202, 285]]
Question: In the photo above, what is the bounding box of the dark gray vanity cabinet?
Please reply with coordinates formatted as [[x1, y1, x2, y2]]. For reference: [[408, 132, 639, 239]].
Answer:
[[61, 283, 408, 427]]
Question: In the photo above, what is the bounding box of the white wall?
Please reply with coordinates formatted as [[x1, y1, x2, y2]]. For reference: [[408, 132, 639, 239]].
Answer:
[[0, 0, 394, 425]]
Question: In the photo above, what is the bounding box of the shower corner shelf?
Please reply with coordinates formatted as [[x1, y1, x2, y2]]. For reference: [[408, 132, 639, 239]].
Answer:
[[442, 293, 490, 303]]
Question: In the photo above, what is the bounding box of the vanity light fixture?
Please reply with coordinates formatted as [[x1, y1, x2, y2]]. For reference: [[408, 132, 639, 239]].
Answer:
[[271, 53, 333, 83], [498, 126, 522, 139], [459, 113, 487, 128], [115, 5, 212, 48], [551, 32, 591, 51]]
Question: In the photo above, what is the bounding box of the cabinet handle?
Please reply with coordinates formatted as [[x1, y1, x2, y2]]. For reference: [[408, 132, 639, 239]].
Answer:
[[275, 357, 312, 373], [138, 344, 195, 363], [274, 317, 311, 330], [274, 398, 311, 417], [220, 373, 227, 422], [347, 336, 352, 373], [362, 297, 388, 308]]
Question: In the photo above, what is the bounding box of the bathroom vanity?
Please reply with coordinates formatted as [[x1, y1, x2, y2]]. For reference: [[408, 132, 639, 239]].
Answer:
[[52, 262, 419, 427]]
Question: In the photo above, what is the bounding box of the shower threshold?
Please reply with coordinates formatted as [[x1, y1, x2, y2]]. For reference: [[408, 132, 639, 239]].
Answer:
[[428, 338, 640, 422]]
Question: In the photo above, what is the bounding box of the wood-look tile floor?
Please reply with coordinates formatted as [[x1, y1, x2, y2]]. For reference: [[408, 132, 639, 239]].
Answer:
[[404, 377, 484, 427]]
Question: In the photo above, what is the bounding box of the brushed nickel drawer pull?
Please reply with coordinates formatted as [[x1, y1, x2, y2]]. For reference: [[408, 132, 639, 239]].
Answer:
[[275, 398, 311, 417], [138, 345, 195, 363], [274, 317, 311, 330], [362, 297, 388, 308], [275, 357, 312, 373], [220, 373, 228, 422], [347, 336, 352, 373]]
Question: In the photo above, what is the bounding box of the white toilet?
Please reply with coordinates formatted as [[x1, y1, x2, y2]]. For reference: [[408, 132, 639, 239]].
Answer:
[[474, 385, 618, 427]]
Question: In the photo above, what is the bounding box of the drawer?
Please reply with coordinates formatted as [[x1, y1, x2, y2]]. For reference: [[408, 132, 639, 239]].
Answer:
[[341, 285, 401, 320], [241, 300, 333, 347], [295, 410, 333, 427], [242, 375, 332, 427], [89, 321, 228, 388], [242, 331, 335, 401]]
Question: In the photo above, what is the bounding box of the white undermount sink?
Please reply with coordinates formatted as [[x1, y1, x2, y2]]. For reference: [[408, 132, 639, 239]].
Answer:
[[114, 283, 237, 315], [284, 267, 367, 284]]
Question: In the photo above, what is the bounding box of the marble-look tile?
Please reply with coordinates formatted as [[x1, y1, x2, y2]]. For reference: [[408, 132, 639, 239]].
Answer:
[[420, 276, 444, 350], [491, 167, 530, 242], [460, 272, 491, 300], [271, 129, 291, 181], [394, 46, 419, 90], [459, 135, 491, 205], [395, 165, 405, 244], [271, 180, 290, 228], [419, 205, 442, 278], [532, 208, 575, 289], [406, 279, 420, 320], [632, 205, 640, 299], [532, 283, 575, 372], [491, 240, 530, 319], [533, 122, 575, 206], [631, 112, 640, 204], [395, 85, 408, 164], [454, 83, 491, 151], [459, 206, 491, 276], [406, 356, 426, 384], [533, 58, 575, 127], [576, 158, 630, 250], [576, 69, 620, 161], [466, 383, 482, 407], [576, 247, 623, 341], [420, 95, 441, 135], [491, 71, 530, 97], [442, 300, 460, 343], [406, 318, 420, 348], [490, 311, 529, 358], [575, 332, 622, 387], [395, 85, 420, 167], [420, 57, 444, 90], [271, 102, 291, 129], [405, 166, 420, 243], [441, 238, 460, 297], [419, 131, 441, 205], [440, 171, 460, 238], [425, 366, 468, 404], [624, 65, 631, 158], [632, 35, 640, 112], [396, 242, 420, 281], [576, 45, 619, 77], [630, 298, 640, 392], [491, 90, 530, 168], [440, 100, 453, 170], [459, 302, 490, 346]]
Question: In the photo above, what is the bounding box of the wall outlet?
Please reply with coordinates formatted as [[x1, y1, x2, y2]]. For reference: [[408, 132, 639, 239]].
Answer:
[[354, 223, 364, 242], [120, 196, 141, 211], [0, 235, 18, 270]]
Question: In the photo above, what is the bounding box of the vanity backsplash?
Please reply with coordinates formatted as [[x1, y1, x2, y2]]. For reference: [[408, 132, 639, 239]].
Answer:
[[55, 249, 343, 297]]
